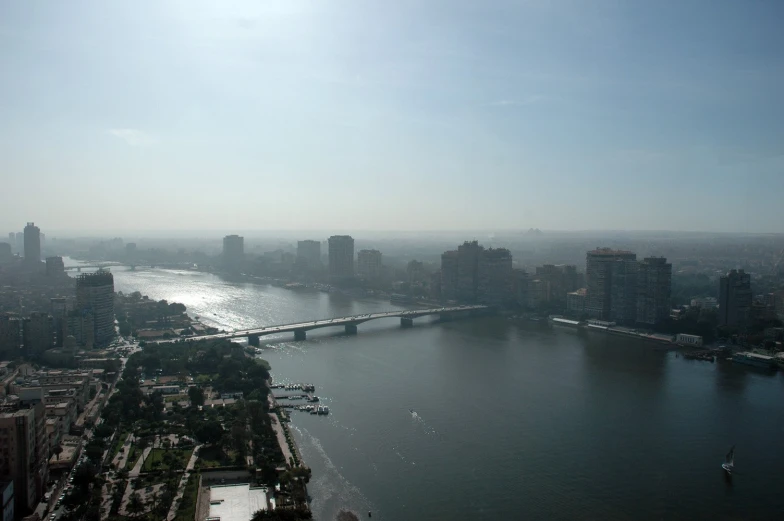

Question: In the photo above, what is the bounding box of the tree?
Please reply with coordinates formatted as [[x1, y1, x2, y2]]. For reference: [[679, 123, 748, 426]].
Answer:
[[188, 386, 205, 408], [127, 492, 145, 517], [194, 420, 224, 445], [53, 444, 63, 460]]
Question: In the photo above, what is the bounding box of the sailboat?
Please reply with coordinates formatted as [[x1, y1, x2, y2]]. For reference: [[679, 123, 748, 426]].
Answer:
[[722, 445, 735, 475]]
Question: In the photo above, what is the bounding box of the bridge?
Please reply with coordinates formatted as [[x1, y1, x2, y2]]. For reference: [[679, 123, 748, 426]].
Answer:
[[63, 263, 181, 271], [152, 305, 490, 345]]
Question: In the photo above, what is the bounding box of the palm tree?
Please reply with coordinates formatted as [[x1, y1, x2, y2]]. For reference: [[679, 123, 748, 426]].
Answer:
[[127, 492, 144, 517]]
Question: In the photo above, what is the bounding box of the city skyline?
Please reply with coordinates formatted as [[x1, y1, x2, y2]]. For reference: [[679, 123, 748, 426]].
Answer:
[[2, 1, 784, 233]]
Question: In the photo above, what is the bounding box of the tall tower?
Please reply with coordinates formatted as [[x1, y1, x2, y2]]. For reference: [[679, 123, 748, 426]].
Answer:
[[719, 269, 752, 328], [456, 241, 483, 303], [76, 270, 115, 346], [328, 235, 355, 279], [357, 249, 383, 280], [585, 248, 637, 321], [23, 223, 41, 265], [222, 235, 244, 272], [636, 257, 672, 325]]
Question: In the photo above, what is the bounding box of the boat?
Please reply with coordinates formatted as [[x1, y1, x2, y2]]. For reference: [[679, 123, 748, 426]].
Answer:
[[732, 352, 776, 369], [317, 405, 329, 415], [722, 445, 735, 475]]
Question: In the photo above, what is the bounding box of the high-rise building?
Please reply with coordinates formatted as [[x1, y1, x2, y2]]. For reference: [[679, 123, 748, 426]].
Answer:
[[585, 248, 637, 321], [222, 235, 244, 271], [328, 235, 354, 279], [7, 233, 14, 253], [50, 298, 68, 347], [0, 243, 11, 264], [76, 271, 115, 346], [0, 315, 22, 360], [609, 258, 639, 323], [719, 269, 752, 328], [23, 223, 41, 265], [477, 248, 514, 305], [296, 240, 322, 271], [457, 241, 483, 303], [357, 249, 383, 280], [0, 481, 12, 521], [45, 257, 64, 276], [14, 234, 23, 256], [440, 251, 459, 301], [636, 257, 672, 325], [0, 403, 48, 518], [406, 260, 425, 283], [22, 313, 53, 358], [66, 310, 94, 348]]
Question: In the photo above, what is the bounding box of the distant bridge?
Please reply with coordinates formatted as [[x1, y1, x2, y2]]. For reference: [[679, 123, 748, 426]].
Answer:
[[63, 263, 185, 271], [150, 305, 491, 345]]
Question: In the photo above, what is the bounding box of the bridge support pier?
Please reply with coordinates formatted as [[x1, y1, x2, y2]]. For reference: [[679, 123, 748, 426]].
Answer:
[[294, 329, 306, 341], [344, 324, 358, 335], [248, 334, 260, 347], [400, 317, 414, 328]]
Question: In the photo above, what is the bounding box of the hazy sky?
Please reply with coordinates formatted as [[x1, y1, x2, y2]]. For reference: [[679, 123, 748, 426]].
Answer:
[[2, 1, 783, 234]]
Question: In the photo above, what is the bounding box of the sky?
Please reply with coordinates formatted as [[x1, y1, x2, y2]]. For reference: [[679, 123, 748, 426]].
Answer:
[[1, 0, 783, 234]]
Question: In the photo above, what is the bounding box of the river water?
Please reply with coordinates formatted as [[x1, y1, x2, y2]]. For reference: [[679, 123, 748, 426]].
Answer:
[[68, 262, 784, 520]]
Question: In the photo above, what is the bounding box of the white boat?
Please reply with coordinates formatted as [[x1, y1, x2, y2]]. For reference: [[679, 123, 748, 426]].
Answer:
[[721, 445, 735, 474]]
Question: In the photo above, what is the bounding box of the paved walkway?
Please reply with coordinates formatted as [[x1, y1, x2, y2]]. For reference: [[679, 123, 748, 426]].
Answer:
[[269, 413, 296, 465], [165, 444, 202, 521], [129, 446, 152, 478]]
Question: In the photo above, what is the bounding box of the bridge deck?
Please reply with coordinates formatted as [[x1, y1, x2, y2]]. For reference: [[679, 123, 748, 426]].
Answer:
[[151, 305, 488, 344]]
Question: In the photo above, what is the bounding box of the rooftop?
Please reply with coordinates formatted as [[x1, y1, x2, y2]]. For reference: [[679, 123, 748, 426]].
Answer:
[[208, 484, 268, 521]]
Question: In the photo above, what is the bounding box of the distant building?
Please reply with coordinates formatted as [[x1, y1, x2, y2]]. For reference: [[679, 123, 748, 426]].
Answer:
[[535, 264, 581, 307], [76, 271, 115, 346], [676, 333, 703, 347], [477, 248, 514, 306], [636, 257, 672, 325], [457, 241, 483, 303], [513, 269, 528, 307], [7, 233, 14, 253], [50, 298, 68, 347], [585, 248, 638, 321], [328, 235, 355, 279], [222, 235, 244, 271], [22, 312, 53, 358], [14, 233, 23, 257], [357, 249, 383, 280], [690, 297, 718, 309], [23, 223, 41, 266], [125, 243, 137, 256], [0, 404, 48, 517], [0, 315, 22, 360], [440, 251, 459, 301], [567, 288, 587, 316], [0, 243, 11, 264], [406, 260, 425, 283], [45, 256, 64, 276], [527, 279, 550, 309], [296, 240, 322, 271], [609, 258, 638, 323], [718, 269, 752, 328]]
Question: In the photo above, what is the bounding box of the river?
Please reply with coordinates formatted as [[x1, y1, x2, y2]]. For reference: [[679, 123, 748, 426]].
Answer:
[[67, 262, 784, 520]]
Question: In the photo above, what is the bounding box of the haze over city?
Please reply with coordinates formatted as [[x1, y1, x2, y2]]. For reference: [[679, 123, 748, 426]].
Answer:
[[2, 0, 784, 233]]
